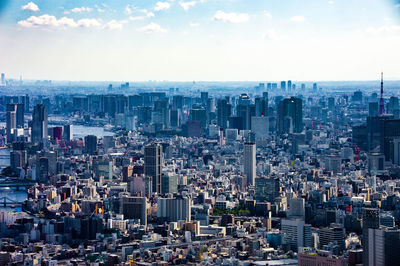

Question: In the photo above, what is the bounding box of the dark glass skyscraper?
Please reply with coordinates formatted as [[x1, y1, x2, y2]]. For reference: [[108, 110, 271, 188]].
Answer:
[[277, 97, 303, 134], [145, 143, 163, 194], [32, 104, 48, 143]]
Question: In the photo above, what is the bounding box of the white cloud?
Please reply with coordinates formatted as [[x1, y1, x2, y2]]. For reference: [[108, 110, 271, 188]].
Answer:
[[18, 15, 77, 29], [328, 0, 334, 5], [290, 15, 305, 22], [17, 15, 112, 30], [77, 19, 102, 28], [103, 20, 123, 30], [21, 2, 39, 12], [213, 10, 249, 23], [263, 11, 272, 19], [129, 16, 146, 21], [70, 7, 93, 13], [125, 5, 133, 15], [139, 9, 155, 17], [154, 2, 171, 11], [138, 22, 167, 33], [189, 22, 200, 27], [180, 1, 197, 11]]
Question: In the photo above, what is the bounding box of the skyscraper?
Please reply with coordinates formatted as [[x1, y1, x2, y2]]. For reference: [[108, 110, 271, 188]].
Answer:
[[16, 103, 24, 128], [190, 105, 207, 129], [255, 97, 268, 117], [63, 124, 73, 141], [217, 98, 231, 130], [1, 73, 5, 86], [366, 227, 400, 266], [145, 143, 163, 194], [244, 142, 256, 186], [363, 208, 380, 266], [281, 81, 286, 91], [157, 196, 192, 222], [277, 97, 303, 134], [31, 104, 48, 143], [84, 135, 98, 155], [6, 104, 17, 143]]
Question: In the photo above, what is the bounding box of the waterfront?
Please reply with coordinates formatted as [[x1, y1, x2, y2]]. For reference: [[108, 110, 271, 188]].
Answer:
[[71, 125, 114, 139], [0, 191, 27, 212]]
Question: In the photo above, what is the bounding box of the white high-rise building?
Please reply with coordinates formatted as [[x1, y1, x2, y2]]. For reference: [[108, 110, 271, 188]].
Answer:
[[281, 219, 312, 252], [157, 196, 192, 222], [244, 142, 256, 186]]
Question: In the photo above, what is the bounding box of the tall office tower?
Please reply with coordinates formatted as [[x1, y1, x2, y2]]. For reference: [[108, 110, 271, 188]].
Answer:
[[287, 80, 292, 92], [328, 97, 335, 111], [378, 72, 385, 116], [319, 224, 346, 252], [154, 99, 169, 129], [31, 104, 48, 143], [103, 95, 117, 118], [267, 83, 272, 90], [367, 227, 400, 266], [36, 157, 49, 184], [362, 208, 380, 266], [238, 93, 251, 106], [280, 81, 286, 91], [170, 109, 180, 127], [387, 96, 399, 117], [16, 104, 24, 128], [1, 73, 5, 85], [201, 91, 209, 105], [277, 97, 303, 134], [21, 94, 29, 112], [190, 105, 207, 129], [46, 151, 57, 176], [172, 95, 184, 110], [10, 149, 27, 172], [255, 97, 268, 117], [63, 124, 73, 141], [6, 104, 17, 143], [128, 95, 143, 110], [313, 83, 318, 92], [369, 102, 379, 117], [255, 177, 280, 202], [84, 135, 98, 155], [301, 83, 306, 91], [161, 173, 178, 194], [119, 196, 147, 225], [145, 143, 163, 194], [244, 142, 256, 186], [157, 196, 192, 222], [217, 98, 231, 130], [236, 104, 256, 130], [281, 219, 312, 252], [288, 198, 305, 219], [116, 95, 128, 114]]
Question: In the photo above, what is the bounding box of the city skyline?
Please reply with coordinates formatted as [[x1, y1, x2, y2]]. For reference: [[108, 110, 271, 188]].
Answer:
[[0, 0, 400, 81]]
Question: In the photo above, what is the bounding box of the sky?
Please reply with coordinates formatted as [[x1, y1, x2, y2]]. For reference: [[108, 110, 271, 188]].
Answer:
[[0, 0, 400, 82]]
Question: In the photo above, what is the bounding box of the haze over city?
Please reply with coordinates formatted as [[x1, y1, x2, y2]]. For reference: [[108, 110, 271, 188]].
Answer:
[[0, 0, 400, 81], [1, 1, 400, 266]]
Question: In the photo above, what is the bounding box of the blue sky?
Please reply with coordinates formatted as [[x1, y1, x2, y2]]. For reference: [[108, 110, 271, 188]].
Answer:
[[0, 0, 399, 81]]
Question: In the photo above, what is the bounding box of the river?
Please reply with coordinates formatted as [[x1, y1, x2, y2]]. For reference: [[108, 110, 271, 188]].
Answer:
[[0, 124, 114, 212]]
